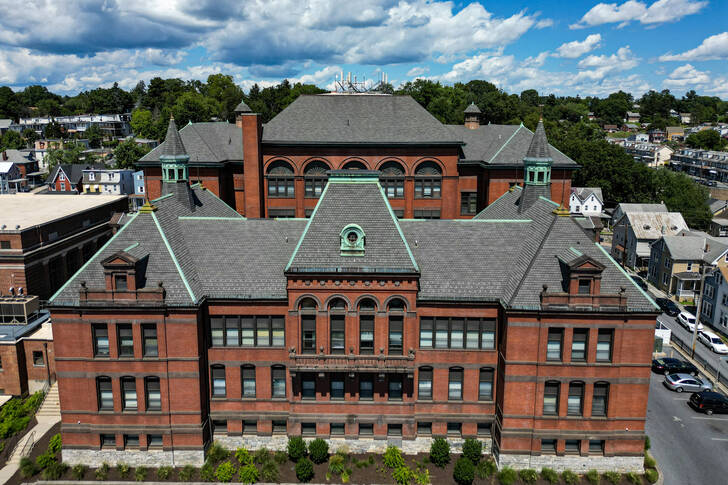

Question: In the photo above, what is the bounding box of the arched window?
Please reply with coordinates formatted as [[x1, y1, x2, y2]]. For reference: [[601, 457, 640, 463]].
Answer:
[[359, 298, 377, 354], [266, 160, 295, 198], [304, 160, 330, 197], [414, 161, 442, 199], [380, 161, 405, 199], [299, 297, 318, 311], [329, 298, 346, 354], [358, 298, 377, 312], [342, 160, 368, 170], [328, 298, 347, 312], [388, 298, 406, 312], [299, 298, 317, 354]]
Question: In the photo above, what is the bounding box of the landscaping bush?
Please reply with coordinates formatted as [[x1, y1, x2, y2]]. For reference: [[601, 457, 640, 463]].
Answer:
[[429, 437, 450, 467], [645, 468, 659, 484], [235, 446, 253, 465], [207, 441, 230, 464], [414, 467, 430, 485], [95, 463, 110, 481], [71, 463, 87, 480], [36, 451, 57, 468], [0, 391, 44, 439], [541, 467, 560, 484], [462, 438, 482, 464], [393, 465, 414, 485], [157, 466, 173, 480], [238, 463, 259, 484], [626, 472, 641, 484], [644, 436, 651, 451], [585, 469, 600, 485], [453, 457, 475, 485], [295, 457, 314, 482], [562, 470, 579, 484], [134, 466, 148, 482], [19, 457, 38, 478], [644, 452, 656, 469], [48, 433, 62, 454], [179, 464, 196, 482], [117, 463, 131, 478], [253, 446, 271, 464], [476, 459, 497, 479], [200, 462, 214, 482], [214, 462, 236, 482], [603, 471, 622, 484], [497, 466, 518, 485], [308, 438, 329, 464], [327, 454, 346, 479], [519, 468, 539, 484], [274, 450, 288, 464], [42, 462, 68, 480], [261, 460, 279, 482], [287, 436, 308, 462], [383, 445, 405, 469]]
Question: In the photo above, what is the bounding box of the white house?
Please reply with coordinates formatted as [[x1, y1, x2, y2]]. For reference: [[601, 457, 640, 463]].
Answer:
[[82, 168, 135, 195], [0, 162, 21, 194], [570, 187, 604, 216]]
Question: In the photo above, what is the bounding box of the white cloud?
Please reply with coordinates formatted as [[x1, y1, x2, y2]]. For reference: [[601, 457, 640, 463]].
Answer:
[[571, 0, 707, 29], [554, 34, 602, 58], [406, 66, 429, 77], [659, 32, 728, 61], [662, 63, 711, 88]]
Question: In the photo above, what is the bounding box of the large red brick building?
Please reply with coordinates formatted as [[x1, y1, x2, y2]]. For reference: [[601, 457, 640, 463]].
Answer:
[[138, 96, 577, 219], [49, 118, 657, 471]]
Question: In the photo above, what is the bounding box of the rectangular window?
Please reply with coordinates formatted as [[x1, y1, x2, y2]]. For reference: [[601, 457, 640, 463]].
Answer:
[[117, 324, 134, 357], [447, 422, 462, 437], [360, 316, 374, 354], [214, 317, 282, 348], [273, 420, 287, 434], [419, 317, 433, 348], [571, 329, 588, 361], [211, 419, 226, 435], [242, 367, 256, 398], [302, 422, 316, 436], [330, 423, 345, 436], [145, 377, 161, 411], [389, 375, 403, 400], [418, 368, 433, 400], [592, 383, 609, 417], [241, 317, 255, 346], [267, 177, 295, 198], [226, 317, 240, 346], [417, 422, 432, 435], [388, 424, 402, 436], [565, 439, 580, 453], [381, 178, 404, 198], [305, 177, 327, 198], [479, 368, 494, 401], [420, 317, 494, 349], [389, 316, 403, 354], [596, 329, 613, 362], [32, 351, 44, 366], [256, 318, 269, 347], [243, 420, 257, 435], [589, 440, 604, 454], [477, 422, 491, 437], [435, 318, 448, 348], [92, 324, 109, 357], [302, 316, 316, 354], [124, 435, 139, 450], [415, 179, 441, 199], [100, 434, 116, 448], [359, 423, 373, 436], [413, 209, 441, 219], [148, 435, 163, 448], [302, 375, 316, 399], [142, 325, 158, 357], [543, 382, 559, 415], [268, 208, 296, 218], [272, 317, 285, 346], [547, 328, 563, 361], [330, 315, 345, 354], [450, 319, 464, 348], [97, 377, 113, 410], [114, 274, 127, 291], [212, 367, 226, 397], [359, 376, 373, 400], [480, 319, 496, 349], [461, 192, 478, 215], [211, 318, 224, 346], [122, 377, 137, 410], [568, 382, 584, 416], [541, 439, 557, 454], [272, 367, 286, 398], [331, 376, 345, 400], [449, 368, 463, 400], [578, 279, 591, 295]]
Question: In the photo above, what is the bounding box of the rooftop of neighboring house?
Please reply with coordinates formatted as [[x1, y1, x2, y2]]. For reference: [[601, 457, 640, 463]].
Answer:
[[660, 230, 728, 263], [0, 119, 11, 130], [47, 164, 107, 185], [625, 211, 688, 240], [0, 162, 18, 175], [0, 149, 34, 165], [708, 198, 728, 214], [571, 187, 603, 203], [615, 202, 668, 215]]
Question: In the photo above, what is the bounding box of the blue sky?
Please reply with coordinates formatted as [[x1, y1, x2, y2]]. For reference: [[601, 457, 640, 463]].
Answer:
[[0, 0, 726, 98]]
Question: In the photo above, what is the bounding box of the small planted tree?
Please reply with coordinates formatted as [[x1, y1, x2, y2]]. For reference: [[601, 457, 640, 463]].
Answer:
[[462, 438, 482, 464], [453, 457, 475, 485], [214, 462, 236, 483], [288, 435, 308, 462], [429, 437, 450, 467], [383, 445, 405, 469], [296, 457, 315, 482], [308, 438, 329, 464], [238, 463, 259, 484]]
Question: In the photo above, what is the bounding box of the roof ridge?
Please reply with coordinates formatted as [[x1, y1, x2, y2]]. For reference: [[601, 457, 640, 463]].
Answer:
[[377, 182, 420, 272], [151, 211, 197, 303], [487, 124, 522, 163], [285, 182, 331, 272]]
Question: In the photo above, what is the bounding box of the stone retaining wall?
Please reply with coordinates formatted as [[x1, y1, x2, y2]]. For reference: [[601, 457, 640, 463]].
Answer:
[[497, 452, 644, 473], [61, 449, 205, 467]]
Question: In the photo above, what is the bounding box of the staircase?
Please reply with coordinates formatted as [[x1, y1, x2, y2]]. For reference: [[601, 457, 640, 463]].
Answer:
[[6, 383, 61, 466], [36, 383, 60, 418]]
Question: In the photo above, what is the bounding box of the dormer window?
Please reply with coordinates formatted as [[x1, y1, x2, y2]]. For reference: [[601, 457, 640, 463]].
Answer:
[[340, 224, 365, 256], [101, 251, 141, 293], [114, 274, 128, 291], [578, 279, 591, 295]]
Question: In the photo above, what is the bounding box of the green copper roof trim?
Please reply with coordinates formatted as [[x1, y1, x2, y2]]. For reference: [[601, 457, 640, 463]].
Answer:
[[178, 216, 246, 221], [194, 181, 243, 216], [48, 212, 140, 303], [538, 196, 560, 207], [487, 124, 522, 163], [151, 193, 174, 203], [459, 219, 532, 223], [285, 181, 332, 271], [124, 242, 140, 252], [151, 211, 197, 304], [275, 217, 308, 221], [595, 242, 659, 310], [377, 181, 420, 273], [569, 247, 583, 257]]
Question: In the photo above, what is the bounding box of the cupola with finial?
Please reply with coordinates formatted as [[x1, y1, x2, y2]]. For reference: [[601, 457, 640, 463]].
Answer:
[[523, 119, 552, 187], [159, 115, 189, 183], [464, 102, 481, 130]]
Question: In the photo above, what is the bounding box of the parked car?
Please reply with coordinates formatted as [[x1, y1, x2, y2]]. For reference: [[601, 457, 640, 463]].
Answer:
[[677, 311, 704, 332], [663, 373, 712, 393], [698, 330, 728, 354], [651, 357, 699, 376], [689, 391, 728, 415], [656, 298, 680, 316]]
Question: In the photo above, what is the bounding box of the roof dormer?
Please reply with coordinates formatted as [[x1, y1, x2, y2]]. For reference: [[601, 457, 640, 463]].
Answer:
[[101, 251, 140, 293], [340, 224, 365, 256]]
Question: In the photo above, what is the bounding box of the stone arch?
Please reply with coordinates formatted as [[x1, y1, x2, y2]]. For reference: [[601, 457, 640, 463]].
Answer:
[[384, 295, 409, 312], [341, 158, 369, 170], [355, 295, 380, 312], [324, 294, 352, 312], [294, 295, 321, 311], [377, 159, 408, 176]]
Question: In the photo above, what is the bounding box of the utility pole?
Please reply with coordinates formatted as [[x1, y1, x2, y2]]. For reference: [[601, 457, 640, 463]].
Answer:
[[691, 245, 712, 358]]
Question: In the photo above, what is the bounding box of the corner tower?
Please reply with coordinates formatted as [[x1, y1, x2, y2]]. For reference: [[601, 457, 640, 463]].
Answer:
[[159, 116, 189, 184], [519, 119, 553, 213]]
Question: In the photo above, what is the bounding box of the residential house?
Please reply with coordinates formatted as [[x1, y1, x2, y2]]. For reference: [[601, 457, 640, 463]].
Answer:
[[587, 112, 596, 121], [629, 133, 649, 143], [603, 124, 619, 133], [10, 114, 131, 137], [0, 119, 11, 135], [648, 129, 665, 143], [700, 266, 728, 338], [670, 148, 728, 182], [611, 209, 688, 269], [626, 112, 640, 123], [624, 123, 640, 131], [0, 162, 21, 194], [1, 149, 44, 189], [569, 187, 604, 215], [680, 113, 692, 124], [82, 168, 135, 195], [666, 126, 684, 141], [47, 164, 107, 193], [131, 170, 146, 210], [710, 218, 728, 237], [611, 203, 667, 228], [623, 141, 673, 167], [647, 231, 728, 300], [708, 198, 728, 217]]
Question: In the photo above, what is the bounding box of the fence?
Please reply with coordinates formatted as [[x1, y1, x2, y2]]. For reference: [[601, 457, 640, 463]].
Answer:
[[670, 332, 728, 389]]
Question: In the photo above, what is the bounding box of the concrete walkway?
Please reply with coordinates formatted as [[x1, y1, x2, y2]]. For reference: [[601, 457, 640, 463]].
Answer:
[[0, 383, 60, 484]]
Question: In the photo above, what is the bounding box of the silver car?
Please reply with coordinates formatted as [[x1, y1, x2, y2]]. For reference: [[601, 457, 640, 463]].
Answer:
[[663, 373, 712, 393]]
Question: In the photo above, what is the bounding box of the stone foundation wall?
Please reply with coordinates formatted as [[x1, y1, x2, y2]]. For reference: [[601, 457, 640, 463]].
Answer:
[[62, 449, 205, 467], [497, 453, 644, 473]]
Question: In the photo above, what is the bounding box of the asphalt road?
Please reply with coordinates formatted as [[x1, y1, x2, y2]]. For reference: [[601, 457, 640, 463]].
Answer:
[[646, 373, 728, 485]]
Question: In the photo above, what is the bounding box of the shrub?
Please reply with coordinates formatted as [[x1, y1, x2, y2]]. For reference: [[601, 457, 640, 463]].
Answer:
[[42, 462, 68, 480], [157, 466, 173, 480], [626, 472, 642, 484], [519, 468, 539, 484], [644, 452, 656, 469], [585, 469, 600, 485], [645, 468, 659, 484], [36, 451, 57, 468], [20, 457, 38, 478], [328, 454, 346, 478], [238, 463, 259, 484], [235, 446, 253, 465], [117, 463, 131, 478], [476, 459, 497, 479], [48, 433, 62, 454], [207, 441, 230, 464], [274, 450, 288, 464], [287, 436, 308, 462], [644, 436, 651, 451], [429, 437, 450, 467], [253, 446, 271, 464], [179, 464, 196, 482], [497, 466, 518, 485], [562, 470, 579, 485], [393, 465, 414, 485], [308, 438, 329, 464], [541, 467, 560, 484], [95, 463, 109, 481], [414, 467, 430, 485], [214, 462, 236, 483], [261, 460, 279, 482], [134, 466, 148, 482], [383, 445, 405, 469], [453, 457, 475, 485], [603, 471, 622, 484], [200, 462, 215, 482], [71, 464, 87, 480], [295, 457, 314, 482], [462, 438, 482, 464]]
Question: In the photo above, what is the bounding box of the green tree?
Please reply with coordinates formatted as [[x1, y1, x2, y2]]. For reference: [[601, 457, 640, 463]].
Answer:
[[84, 124, 103, 148], [44, 142, 88, 171], [171, 91, 220, 127], [113, 139, 150, 169], [131, 109, 155, 139], [520, 89, 539, 107], [0, 130, 24, 150], [204, 73, 244, 122], [0, 86, 21, 119], [44, 121, 64, 139], [21, 128, 38, 148], [652, 169, 712, 229], [686, 129, 728, 150]]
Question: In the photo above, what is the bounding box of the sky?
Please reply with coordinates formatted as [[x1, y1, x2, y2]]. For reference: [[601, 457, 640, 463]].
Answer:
[[0, 0, 727, 98]]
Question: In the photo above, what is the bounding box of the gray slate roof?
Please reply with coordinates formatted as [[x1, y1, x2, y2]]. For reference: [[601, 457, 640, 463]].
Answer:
[[572, 187, 603, 203], [708, 198, 728, 214], [263, 95, 461, 145], [235, 100, 252, 113], [464, 102, 481, 114], [661, 232, 728, 262], [159, 117, 187, 157], [48, 163, 106, 186], [525, 120, 551, 160], [1, 149, 34, 165], [140, 123, 243, 165]]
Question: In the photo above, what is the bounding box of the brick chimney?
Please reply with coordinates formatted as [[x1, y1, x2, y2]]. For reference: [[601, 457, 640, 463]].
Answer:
[[236, 101, 264, 218], [464, 102, 481, 130], [1, 151, 7, 161]]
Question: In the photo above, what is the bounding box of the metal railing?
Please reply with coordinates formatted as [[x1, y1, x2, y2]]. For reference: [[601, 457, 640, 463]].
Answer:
[[670, 332, 728, 389], [16, 431, 35, 460]]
